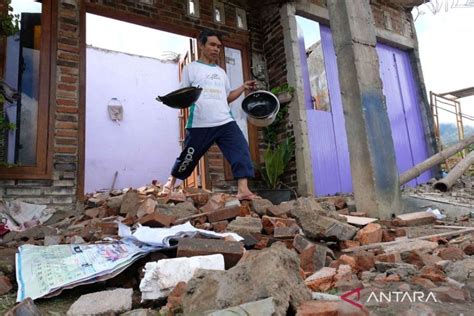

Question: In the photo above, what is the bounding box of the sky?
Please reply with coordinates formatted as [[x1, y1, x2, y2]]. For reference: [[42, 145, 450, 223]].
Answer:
[[413, 4, 474, 127]]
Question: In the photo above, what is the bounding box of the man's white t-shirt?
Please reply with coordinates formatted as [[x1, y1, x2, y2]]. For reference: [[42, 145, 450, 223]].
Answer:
[[180, 61, 233, 128]]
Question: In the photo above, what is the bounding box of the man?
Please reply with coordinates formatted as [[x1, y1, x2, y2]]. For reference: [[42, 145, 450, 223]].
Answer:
[[162, 29, 257, 200]]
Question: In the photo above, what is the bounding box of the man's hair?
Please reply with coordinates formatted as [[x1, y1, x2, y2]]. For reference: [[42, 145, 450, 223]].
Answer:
[[198, 29, 223, 45]]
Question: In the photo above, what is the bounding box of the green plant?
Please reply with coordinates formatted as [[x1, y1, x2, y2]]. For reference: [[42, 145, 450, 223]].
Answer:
[[0, 1, 20, 37], [258, 138, 294, 189], [270, 83, 295, 96]]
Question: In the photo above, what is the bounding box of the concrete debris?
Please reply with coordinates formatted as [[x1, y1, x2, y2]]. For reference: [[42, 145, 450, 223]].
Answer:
[[66, 288, 133, 315], [180, 243, 312, 316], [140, 254, 225, 300], [0, 177, 473, 315], [204, 297, 276, 316]]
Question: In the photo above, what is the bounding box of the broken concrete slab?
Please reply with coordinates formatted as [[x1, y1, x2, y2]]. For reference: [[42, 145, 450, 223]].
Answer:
[[66, 288, 133, 315], [121, 309, 158, 316], [291, 206, 358, 240], [140, 254, 224, 300], [180, 242, 311, 316]]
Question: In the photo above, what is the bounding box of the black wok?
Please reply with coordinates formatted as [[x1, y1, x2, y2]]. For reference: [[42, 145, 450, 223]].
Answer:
[[156, 86, 202, 109]]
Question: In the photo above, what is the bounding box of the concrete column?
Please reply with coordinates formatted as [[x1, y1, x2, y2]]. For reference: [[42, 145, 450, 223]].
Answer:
[[327, 0, 401, 218]]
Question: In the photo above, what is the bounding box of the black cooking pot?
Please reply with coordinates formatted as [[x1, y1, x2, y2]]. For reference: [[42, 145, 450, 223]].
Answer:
[[242, 90, 279, 118], [156, 86, 202, 109]]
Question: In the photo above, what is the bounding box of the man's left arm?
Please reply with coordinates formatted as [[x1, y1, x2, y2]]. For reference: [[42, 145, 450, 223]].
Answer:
[[227, 80, 256, 103]]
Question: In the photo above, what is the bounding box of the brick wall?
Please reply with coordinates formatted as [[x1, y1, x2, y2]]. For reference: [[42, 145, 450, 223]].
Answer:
[[1, 0, 268, 208], [0, 0, 417, 206]]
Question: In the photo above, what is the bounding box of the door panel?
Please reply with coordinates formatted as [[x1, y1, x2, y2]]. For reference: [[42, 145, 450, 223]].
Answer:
[[376, 44, 431, 185]]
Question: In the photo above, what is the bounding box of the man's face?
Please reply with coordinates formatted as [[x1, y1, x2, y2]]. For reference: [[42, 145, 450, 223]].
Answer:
[[200, 35, 222, 63]]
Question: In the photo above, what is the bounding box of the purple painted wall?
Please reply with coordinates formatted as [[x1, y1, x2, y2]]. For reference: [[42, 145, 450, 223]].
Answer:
[[301, 26, 430, 196], [85, 47, 182, 193]]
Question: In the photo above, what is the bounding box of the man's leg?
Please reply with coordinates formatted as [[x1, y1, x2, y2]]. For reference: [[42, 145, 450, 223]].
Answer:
[[163, 128, 215, 191], [215, 122, 255, 199]]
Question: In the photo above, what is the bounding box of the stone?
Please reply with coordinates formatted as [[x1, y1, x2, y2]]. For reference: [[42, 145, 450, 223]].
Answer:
[[136, 197, 157, 218], [296, 300, 369, 316], [401, 250, 442, 268], [106, 195, 123, 210], [121, 309, 157, 316], [176, 238, 244, 269], [431, 286, 468, 302], [354, 223, 382, 245], [5, 297, 41, 316], [267, 202, 293, 217], [205, 297, 276, 316], [304, 267, 336, 292], [274, 226, 300, 239], [159, 201, 197, 219], [67, 288, 133, 315], [300, 244, 328, 276], [120, 190, 142, 216], [420, 265, 446, 282], [180, 243, 311, 316], [139, 213, 176, 227], [250, 198, 274, 216], [463, 243, 474, 255], [0, 275, 12, 295], [340, 240, 361, 249], [164, 192, 187, 204], [166, 281, 187, 313], [227, 216, 262, 235], [207, 205, 241, 223], [290, 207, 358, 241], [437, 246, 465, 261], [43, 235, 63, 246], [374, 252, 401, 263]]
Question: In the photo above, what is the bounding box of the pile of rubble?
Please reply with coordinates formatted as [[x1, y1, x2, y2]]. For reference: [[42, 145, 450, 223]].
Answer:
[[1, 182, 473, 315]]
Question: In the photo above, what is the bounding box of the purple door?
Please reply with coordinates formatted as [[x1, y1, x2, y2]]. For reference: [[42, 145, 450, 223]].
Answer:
[[376, 44, 431, 185], [299, 24, 352, 196], [301, 26, 430, 196]]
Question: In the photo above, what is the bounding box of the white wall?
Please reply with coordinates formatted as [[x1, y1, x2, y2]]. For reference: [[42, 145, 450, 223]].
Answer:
[[85, 46, 182, 193]]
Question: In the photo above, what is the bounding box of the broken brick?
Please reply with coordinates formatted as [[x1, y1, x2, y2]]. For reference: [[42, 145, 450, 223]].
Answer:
[[296, 300, 369, 316], [207, 205, 241, 223], [354, 223, 382, 245], [176, 238, 244, 269], [463, 243, 474, 255], [339, 240, 360, 250], [300, 244, 327, 276], [293, 234, 313, 253], [410, 276, 437, 290], [304, 267, 336, 292], [267, 202, 292, 217], [227, 217, 262, 235], [419, 265, 446, 282], [274, 226, 299, 239], [139, 213, 176, 227], [164, 192, 187, 204], [211, 221, 228, 233], [261, 216, 298, 235], [393, 212, 436, 226], [0, 275, 12, 295], [437, 247, 465, 261], [136, 198, 157, 218]]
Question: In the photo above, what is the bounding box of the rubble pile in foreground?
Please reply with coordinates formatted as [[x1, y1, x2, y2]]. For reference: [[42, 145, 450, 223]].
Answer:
[[0, 183, 473, 315]]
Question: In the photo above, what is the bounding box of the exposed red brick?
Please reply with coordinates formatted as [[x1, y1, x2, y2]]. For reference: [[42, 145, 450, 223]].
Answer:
[[176, 238, 244, 269]]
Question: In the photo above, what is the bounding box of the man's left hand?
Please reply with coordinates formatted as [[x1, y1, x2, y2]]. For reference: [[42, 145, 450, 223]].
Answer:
[[243, 80, 257, 91]]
